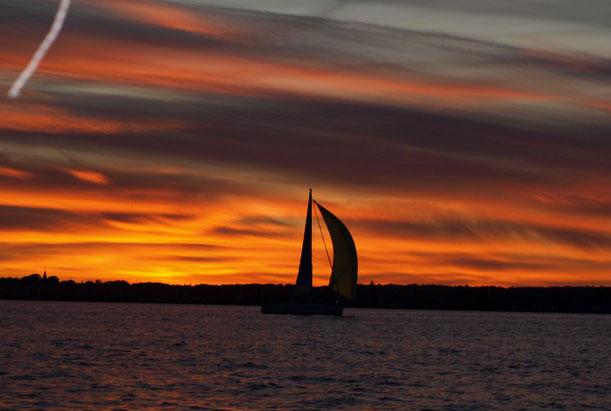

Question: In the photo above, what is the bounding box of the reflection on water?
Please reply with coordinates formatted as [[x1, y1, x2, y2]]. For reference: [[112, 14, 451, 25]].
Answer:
[[0, 301, 610, 409]]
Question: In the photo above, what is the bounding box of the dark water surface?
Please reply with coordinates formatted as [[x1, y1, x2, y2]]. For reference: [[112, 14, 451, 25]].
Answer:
[[1, 301, 610, 410]]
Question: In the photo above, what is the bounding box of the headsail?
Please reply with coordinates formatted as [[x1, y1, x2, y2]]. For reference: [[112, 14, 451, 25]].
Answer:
[[314, 201, 358, 300], [294, 189, 313, 296]]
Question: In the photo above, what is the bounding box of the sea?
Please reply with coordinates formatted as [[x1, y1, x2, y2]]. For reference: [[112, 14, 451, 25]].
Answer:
[[0, 301, 609, 410]]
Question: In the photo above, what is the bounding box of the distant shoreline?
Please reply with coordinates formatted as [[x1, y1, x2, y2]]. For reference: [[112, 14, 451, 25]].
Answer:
[[2, 274, 611, 314]]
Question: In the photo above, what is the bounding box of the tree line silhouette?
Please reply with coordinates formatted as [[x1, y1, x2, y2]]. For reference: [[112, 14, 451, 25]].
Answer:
[[1, 273, 611, 313]]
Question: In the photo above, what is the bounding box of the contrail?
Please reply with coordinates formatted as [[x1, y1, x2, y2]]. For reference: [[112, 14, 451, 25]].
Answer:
[[8, 0, 71, 99]]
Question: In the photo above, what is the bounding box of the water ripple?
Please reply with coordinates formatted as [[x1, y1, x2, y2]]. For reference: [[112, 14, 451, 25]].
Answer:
[[0, 302, 610, 409]]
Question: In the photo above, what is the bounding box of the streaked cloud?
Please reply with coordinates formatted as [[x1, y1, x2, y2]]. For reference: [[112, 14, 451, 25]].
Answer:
[[357, 216, 611, 250]]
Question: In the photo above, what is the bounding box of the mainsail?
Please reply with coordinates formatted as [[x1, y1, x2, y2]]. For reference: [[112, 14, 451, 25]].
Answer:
[[314, 201, 358, 300], [294, 189, 313, 296]]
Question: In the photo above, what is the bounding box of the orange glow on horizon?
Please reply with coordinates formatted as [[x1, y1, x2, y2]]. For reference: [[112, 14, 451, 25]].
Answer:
[[2, 174, 610, 286]]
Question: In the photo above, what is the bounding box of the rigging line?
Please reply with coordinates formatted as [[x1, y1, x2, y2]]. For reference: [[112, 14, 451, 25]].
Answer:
[[314, 202, 333, 270]]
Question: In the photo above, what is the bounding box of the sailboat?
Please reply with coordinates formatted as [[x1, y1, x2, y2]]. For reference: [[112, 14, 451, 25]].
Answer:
[[261, 189, 357, 316]]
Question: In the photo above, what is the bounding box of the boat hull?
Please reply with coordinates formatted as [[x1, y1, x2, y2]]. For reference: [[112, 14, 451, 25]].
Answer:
[[261, 302, 343, 316]]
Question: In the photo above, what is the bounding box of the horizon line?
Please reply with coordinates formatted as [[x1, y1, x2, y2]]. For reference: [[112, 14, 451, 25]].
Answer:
[[4, 274, 611, 289]]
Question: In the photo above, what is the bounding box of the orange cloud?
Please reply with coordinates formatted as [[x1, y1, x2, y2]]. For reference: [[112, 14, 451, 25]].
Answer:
[[67, 169, 109, 185], [2, 24, 549, 110], [100, 0, 237, 39], [0, 166, 33, 179], [0, 101, 185, 134]]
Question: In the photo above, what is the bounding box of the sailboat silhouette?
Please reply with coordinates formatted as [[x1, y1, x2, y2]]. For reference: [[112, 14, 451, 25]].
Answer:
[[261, 189, 358, 316]]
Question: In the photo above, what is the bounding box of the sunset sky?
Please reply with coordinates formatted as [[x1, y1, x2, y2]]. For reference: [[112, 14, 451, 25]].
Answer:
[[1, 0, 610, 286]]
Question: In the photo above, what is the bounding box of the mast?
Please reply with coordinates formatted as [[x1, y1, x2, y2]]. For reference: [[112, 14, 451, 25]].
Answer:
[[294, 189, 313, 296]]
